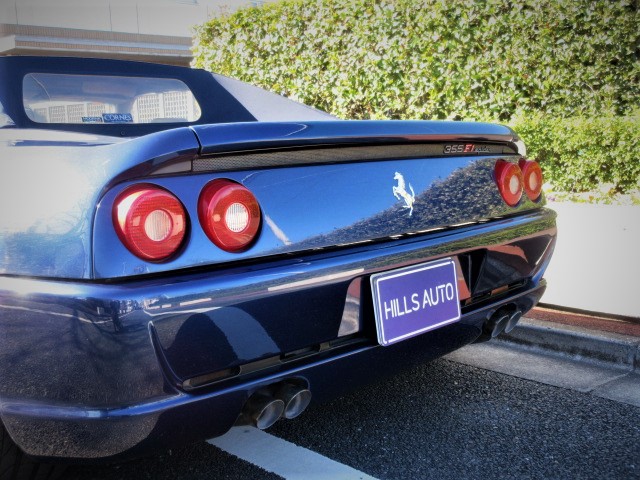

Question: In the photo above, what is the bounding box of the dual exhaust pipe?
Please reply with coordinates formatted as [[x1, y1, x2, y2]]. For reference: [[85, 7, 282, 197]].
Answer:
[[239, 381, 312, 430], [483, 304, 523, 339]]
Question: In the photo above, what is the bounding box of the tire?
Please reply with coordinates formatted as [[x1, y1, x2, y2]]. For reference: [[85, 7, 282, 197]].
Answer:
[[0, 422, 65, 480]]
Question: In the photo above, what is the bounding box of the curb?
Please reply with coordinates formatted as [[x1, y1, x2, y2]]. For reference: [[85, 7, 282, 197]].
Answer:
[[498, 317, 640, 371]]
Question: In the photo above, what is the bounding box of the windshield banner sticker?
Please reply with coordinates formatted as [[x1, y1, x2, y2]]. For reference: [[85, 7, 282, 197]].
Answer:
[[102, 113, 133, 123], [81, 116, 103, 123]]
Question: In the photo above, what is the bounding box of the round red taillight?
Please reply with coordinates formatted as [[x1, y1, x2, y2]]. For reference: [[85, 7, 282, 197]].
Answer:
[[494, 160, 523, 207], [113, 185, 187, 261], [519, 159, 543, 202], [198, 179, 261, 252]]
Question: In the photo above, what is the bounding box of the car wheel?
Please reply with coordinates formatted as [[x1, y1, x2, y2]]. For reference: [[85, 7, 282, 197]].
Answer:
[[0, 422, 65, 480]]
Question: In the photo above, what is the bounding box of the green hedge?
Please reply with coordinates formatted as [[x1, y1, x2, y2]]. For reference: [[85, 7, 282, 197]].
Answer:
[[193, 0, 638, 121], [510, 112, 640, 196]]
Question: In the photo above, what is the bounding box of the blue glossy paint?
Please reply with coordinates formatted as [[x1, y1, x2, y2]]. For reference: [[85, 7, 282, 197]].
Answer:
[[0, 209, 553, 459], [0, 128, 200, 278], [94, 154, 529, 278], [2, 122, 525, 279]]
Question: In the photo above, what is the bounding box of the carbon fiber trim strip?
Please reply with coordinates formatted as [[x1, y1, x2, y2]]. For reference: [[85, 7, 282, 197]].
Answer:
[[193, 143, 516, 172]]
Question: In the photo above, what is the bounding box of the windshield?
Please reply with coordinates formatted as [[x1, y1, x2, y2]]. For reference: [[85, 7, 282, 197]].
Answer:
[[23, 73, 201, 125]]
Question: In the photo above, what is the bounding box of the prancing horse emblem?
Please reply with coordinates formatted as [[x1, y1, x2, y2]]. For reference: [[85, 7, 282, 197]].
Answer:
[[393, 172, 416, 217]]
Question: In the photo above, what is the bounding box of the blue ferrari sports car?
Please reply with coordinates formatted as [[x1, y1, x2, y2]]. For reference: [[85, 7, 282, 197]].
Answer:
[[0, 56, 555, 476]]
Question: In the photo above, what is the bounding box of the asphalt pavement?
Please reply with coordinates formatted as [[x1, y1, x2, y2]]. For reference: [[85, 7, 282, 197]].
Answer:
[[64, 357, 640, 480]]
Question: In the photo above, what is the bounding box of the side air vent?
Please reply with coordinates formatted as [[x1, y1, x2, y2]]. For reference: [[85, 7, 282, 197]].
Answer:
[[458, 250, 487, 296]]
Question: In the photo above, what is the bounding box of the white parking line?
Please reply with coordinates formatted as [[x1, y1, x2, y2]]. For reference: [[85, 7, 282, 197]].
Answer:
[[208, 427, 378, 480]]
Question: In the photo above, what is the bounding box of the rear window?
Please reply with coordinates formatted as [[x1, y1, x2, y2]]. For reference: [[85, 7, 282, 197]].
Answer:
[[23, 73, 201, 124]]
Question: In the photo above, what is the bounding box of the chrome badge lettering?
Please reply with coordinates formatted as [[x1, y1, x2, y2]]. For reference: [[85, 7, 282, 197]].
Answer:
[[393, 172, 416, 217], [443, 144, 491, 154]]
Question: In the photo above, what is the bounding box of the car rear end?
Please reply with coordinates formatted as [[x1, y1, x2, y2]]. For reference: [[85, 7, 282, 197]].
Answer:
[[0, 119, 555, 461]]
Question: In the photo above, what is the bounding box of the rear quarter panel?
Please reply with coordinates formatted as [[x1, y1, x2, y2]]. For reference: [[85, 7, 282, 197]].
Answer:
[[0, 128, 199, 278]]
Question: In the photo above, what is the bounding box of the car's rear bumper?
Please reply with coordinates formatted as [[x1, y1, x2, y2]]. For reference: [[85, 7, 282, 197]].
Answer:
[[0, 208, 556, 461]]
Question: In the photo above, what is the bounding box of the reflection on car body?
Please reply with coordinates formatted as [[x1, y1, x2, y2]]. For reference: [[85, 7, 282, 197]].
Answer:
[[0, 56, 555, 476]]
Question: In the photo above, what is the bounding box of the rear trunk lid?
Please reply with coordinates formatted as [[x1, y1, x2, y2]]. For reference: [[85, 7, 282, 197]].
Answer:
[[92, 120, 537, 279]]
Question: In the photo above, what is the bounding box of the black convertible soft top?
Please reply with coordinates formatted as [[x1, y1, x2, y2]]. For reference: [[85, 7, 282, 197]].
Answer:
[[0, 56, 333, 137]]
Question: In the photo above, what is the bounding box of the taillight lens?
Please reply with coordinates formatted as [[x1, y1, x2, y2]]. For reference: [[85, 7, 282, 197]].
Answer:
[[494, 160, 523, 207], [198, 179, 261, 252], [113, 184, 187, 261], [519, 159, 543, 202]]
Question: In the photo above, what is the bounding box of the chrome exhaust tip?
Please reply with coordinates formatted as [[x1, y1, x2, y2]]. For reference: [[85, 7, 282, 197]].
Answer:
[[243, 393, 285, 430], [276, 383, 312, 420], [238, 380, 312, 428], [475, 304, 526, 343], [504, 309, 523, 334], [484, 304, 524, 339], [487, 311, 510, 338]]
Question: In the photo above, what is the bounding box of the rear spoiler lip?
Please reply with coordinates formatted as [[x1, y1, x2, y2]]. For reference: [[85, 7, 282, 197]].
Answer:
[[190, 120, 519, 156]]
